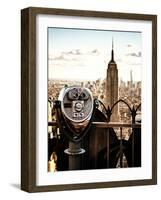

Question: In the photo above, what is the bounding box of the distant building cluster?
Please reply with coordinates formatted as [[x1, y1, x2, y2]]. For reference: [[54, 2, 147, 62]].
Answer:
[[48, 79, 83, 101], [48, 78, 141, 121], [119, 79, 141, 122]]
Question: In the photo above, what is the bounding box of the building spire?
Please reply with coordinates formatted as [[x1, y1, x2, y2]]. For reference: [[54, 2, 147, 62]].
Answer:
[[112, 37, 114, 49], [111, 38, 114, 62]]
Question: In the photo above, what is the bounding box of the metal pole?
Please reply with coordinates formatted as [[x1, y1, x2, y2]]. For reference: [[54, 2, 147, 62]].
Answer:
[[132, 112, 136, 167], [64, 142, 85, 170], [120, 127, 123, 168], [106, 129, 110, 168]]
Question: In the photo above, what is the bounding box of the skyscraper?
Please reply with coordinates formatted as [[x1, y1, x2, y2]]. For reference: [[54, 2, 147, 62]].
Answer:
[[106, 40, 119, 121]]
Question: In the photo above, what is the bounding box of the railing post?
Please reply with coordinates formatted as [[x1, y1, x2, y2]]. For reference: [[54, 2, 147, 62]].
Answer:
[[131, 106, 136, 167], [106, 106, 112, 122], [120, 127, 123, 168], [106, 128, 110, 168]]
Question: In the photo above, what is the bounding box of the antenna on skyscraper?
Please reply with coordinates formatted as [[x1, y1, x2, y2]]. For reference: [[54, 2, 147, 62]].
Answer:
[[111, 37, 114, 62]]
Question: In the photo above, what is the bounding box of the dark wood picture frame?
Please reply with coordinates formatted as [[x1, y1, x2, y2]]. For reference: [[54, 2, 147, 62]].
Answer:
[[21, 7, 157, 192]]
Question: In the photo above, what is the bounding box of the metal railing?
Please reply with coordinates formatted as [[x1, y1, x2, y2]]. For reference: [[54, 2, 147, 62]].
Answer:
[[92, 122, 141, 167], [48, 99, 141, 168], [48, 121, 141, 168]]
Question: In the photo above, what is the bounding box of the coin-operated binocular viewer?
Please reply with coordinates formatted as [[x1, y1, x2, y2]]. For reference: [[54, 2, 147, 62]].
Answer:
[[54, 87, 97, 170]]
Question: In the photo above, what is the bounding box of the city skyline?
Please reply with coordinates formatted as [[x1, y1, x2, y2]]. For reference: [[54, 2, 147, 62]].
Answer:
[[48, 27, 142, 82]]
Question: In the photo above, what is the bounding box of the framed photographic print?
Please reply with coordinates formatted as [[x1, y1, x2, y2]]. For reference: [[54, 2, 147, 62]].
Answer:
[[21, 7, 157, 192]]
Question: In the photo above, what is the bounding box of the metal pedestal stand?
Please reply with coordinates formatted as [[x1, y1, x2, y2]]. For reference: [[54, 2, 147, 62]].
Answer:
[[64, 142, 85, 170]]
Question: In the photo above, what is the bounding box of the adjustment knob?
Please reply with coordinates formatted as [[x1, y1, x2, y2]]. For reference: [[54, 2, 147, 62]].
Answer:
[[75, 102, 83, 112]]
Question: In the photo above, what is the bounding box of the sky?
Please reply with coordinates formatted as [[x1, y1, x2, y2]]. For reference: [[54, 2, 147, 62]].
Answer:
[[48, 27, 142, 82]]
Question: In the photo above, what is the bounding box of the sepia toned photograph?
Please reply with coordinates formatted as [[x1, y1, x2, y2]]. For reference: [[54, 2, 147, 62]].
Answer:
[[47, 27, 142, 172], [21, 7, 157, 192]]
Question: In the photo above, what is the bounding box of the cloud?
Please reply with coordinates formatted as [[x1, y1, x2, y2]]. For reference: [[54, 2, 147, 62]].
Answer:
[[53, 54, 68, 61], [90, 48, 99, 55], [49, 48, 100, 62], [126, 51, 142, 57], [62, 49, 82, 56], [62, 48, 100, 56], [127, 44, 132, 48], [49, 49, 83, 61]]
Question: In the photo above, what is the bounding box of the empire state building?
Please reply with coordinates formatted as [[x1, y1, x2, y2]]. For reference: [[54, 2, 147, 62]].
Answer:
[[106, 40, 119, 121]]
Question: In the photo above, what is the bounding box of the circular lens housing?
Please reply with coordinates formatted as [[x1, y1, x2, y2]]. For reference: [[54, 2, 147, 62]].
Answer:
[[67, 88, 79, 100], [80, 90, 89, 100], [59, 87, 93, 123]]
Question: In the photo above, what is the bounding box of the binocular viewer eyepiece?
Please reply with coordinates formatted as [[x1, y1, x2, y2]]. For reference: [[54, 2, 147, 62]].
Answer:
[[59, 87, 94, 123], [67, 87, 90, 101], [54, 86, 96, 144]]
